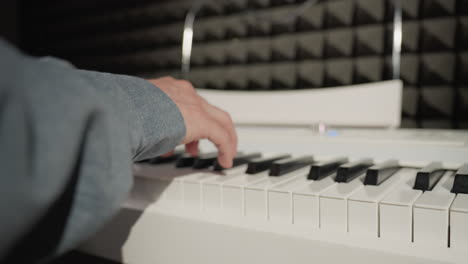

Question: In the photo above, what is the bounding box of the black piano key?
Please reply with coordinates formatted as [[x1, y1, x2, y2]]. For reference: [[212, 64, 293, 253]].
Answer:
[[246, 154, 291, 174], [147, 150, 184, 165], [451, 163, 468, 194], [413, 162, 446, 191], [175, 153, 197, 168], [193, 152, 218, 169], [308, 157, 349, 180], [335, 158, 374, 183], [269, 155, 314, 177], [364, 160, 400, 185], [213, 152, 262, 171]]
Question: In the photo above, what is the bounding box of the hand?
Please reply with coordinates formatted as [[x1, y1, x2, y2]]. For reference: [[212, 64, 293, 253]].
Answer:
[[148, 76, 237, 168]]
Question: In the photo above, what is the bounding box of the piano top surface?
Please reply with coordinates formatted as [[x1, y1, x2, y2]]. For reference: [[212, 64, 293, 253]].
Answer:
[[195, 127, 468, 167]]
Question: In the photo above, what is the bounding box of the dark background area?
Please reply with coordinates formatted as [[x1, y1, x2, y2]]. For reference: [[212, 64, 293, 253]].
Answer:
[[1, 0, 467, 130], [0, 0, 20, 45], [49, 251, 119, 264]]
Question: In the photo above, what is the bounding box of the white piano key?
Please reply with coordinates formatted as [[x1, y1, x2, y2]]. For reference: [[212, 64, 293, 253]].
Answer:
[[244, 187, 265, 219], [203, 182, 222, 212], [413, 171, 456, 247], [245, 169, 304, 219], [202, 165, 248, 212], [223, 171, 271, 188], [133, 163, 194, 207], [222, 171, 270, 215], [202, 165, 249, 186], [224, 164, 249, 175], [348, 168, 412, 237], [319, 174, 366, 232], [181, 172, 213, 210], [379, 168, 422, 242], [181, 165, 248, 211], [450, 194, 468, 249], [292, 175, 337, 228], [267, 190, 291, 223], [132, 161, 251, 212], [263, 167, 311, 223], [266, 171, 311, 224]]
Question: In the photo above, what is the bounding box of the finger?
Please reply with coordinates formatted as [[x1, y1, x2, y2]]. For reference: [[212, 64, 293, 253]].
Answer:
[[211, 105, 237, 157], [161, 150, 174, 158], [201, 102, 237, 158], [185, 141, 199, 156], [204, 119, 234, 168]]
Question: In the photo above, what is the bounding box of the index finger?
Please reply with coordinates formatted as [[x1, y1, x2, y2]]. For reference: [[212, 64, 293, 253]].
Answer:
[[204, 118, 235, 168], [202, 102, 238, 159]]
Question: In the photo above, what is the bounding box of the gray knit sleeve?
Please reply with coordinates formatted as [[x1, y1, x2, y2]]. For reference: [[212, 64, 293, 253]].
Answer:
[[0, 39, 185, 263]]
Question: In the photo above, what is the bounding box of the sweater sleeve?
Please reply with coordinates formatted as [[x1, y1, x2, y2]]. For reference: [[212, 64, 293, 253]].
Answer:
[[0, 39, 186, 263]]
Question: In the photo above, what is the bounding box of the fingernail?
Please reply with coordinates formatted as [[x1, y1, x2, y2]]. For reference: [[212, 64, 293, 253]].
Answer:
[[218, 155, 232, 169], [226, 153, 234, 167]]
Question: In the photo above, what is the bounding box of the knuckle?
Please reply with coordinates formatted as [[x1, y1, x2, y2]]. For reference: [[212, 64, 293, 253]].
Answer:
[[162, 76, 175, 81], [221, 111, 233, 124], [192, 96, 204, 107], [193, 104, 208, 120], [177, 80, 195, 90], [224, 111, 233, 121]]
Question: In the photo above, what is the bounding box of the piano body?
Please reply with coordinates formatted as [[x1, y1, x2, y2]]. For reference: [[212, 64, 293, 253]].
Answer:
[[80, 80, 468, 264]]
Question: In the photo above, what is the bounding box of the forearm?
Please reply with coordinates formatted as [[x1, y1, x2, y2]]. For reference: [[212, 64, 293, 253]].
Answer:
[[0, 39, 185, 262], [77, 69, 186, 161]]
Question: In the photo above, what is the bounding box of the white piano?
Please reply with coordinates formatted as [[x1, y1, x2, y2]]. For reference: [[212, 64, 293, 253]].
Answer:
[[80, 80, 468, 264]]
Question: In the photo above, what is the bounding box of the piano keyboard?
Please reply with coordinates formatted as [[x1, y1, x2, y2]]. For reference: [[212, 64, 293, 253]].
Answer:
[[80, 127, 468, 264]]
